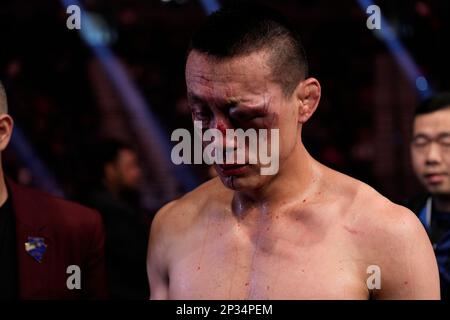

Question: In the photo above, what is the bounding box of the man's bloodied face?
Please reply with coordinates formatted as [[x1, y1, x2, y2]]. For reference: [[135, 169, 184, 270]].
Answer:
[[185, 49, 302, 191]]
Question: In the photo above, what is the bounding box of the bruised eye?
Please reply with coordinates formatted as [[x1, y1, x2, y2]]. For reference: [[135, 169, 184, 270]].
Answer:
[[231, 113, 259, 122], [193, 111, 210, 120], [192, 108, 212, 122], [229, 107, 267, 123]]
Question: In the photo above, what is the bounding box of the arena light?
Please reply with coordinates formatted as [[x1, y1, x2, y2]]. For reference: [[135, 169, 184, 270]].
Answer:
[[357, 0, 433, 99], [61, 0, 200, 195], [11, 127, 64, 196], [199, 0, 220, 14]]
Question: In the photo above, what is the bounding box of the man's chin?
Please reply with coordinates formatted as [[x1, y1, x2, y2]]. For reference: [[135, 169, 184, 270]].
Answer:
[[428, 185, 450, 197]]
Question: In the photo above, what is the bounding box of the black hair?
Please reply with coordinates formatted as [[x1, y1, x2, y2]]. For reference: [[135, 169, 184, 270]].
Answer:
[[188, 2, 308, 96], [415, 92, 450, 116], [91, 138, 133, 181]]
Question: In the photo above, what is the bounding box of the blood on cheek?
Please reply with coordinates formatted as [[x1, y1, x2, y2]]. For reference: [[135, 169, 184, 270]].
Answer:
[[215, 121, 228, 134]]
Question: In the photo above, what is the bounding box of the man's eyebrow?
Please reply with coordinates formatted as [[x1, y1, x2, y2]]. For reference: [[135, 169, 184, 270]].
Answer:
[[412, 132, 450, 140], [187, 93, 239, 107], [413, 133, 428, 137], [229, 104, 268, 118], [438, 132, 450, 137], [412, 133, 430, 139]]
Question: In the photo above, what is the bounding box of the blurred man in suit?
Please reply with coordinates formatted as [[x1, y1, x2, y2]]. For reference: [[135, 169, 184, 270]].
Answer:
[[0, 80, 108, 299], [408, 93, 450, 300], [87, 139, 149, 299]]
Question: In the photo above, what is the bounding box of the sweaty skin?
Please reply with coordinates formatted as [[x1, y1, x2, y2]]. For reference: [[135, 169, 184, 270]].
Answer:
[[147, 50, 440, 300]]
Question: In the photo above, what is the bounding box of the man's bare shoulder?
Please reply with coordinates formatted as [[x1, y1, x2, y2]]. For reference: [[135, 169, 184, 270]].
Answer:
[[151, 177, 231, 238], [330, 168, 416, 225], [329, 170, 439, 298], [329, 168, 430, 259], [354, 182, 422, 238]]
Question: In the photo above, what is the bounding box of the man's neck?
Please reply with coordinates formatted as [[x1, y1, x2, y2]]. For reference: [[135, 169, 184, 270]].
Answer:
[[233, 142, 320, 215], [432, 194, 450, 213]]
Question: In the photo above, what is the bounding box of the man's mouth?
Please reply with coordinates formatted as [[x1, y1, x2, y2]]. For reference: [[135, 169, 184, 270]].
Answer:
[[424, 172, 448, 185], [217, 163, 248, 176]]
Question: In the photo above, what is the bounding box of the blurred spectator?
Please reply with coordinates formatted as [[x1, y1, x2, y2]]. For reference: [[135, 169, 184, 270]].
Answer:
[[0, 81, 108, 300], [406, 93, 450, 300], [86, 138, 149, 300]]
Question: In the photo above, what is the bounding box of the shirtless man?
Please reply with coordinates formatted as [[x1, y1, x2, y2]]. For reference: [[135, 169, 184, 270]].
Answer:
[[147, 5, 440, 299]]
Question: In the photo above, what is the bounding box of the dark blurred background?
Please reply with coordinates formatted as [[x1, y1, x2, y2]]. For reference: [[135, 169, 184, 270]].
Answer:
[[1, 0, 450, 212]]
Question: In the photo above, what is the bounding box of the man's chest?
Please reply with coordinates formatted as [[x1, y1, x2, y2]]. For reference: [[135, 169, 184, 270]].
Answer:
[[168, 222, 368, 299]]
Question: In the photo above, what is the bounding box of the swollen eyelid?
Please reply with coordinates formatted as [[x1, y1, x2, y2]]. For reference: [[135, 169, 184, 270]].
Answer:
[[231, 108, 266, 119]]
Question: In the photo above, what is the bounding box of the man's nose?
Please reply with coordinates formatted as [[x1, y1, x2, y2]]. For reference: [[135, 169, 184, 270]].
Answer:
[[211, 119, 236, 150], [425, 142, 442, 166]]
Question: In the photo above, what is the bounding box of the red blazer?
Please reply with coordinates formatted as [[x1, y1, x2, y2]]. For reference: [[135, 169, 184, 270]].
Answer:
[[7, 178, 108, 299]]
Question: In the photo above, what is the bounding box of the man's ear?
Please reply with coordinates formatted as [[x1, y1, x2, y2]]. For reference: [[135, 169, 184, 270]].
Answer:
[[0, 114, 14, 152], [294, 78, 321, 124]]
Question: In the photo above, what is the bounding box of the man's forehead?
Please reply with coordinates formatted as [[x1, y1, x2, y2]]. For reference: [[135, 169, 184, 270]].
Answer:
[[186, 50, 272, 80], [414, 107, 450, 132], [186, 90, 270, 109], [185, 51, 278, 104]]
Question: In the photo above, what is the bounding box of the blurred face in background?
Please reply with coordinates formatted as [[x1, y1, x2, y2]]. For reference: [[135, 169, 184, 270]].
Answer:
[[411, 107, 450, 196], [105, 149, 142, 191]]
